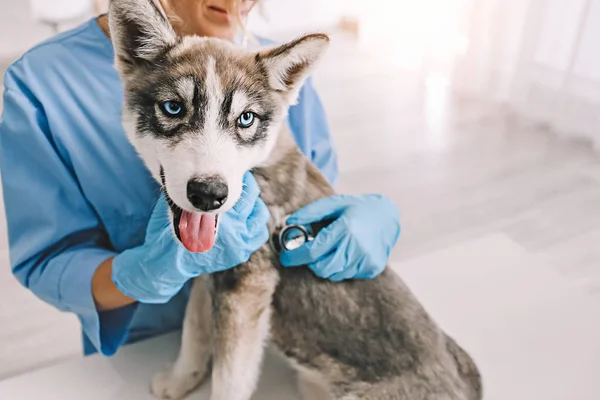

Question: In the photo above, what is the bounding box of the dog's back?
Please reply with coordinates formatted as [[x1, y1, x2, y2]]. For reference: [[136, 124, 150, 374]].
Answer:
[[270, 250, 481, 400], [445, 334, 483, 400], [252, 143, 483, 399]]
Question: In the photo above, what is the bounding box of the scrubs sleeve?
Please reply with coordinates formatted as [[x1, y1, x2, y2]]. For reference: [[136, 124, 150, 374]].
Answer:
[[289, 77, 340, 186], [0, 72, 136, 356]]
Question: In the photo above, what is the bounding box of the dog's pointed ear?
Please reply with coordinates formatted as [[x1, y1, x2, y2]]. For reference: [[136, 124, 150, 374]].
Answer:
[[256, 34, 330, 103], [108, 0, 177, 75]]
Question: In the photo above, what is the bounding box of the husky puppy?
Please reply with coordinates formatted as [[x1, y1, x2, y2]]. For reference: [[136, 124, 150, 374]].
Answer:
[[108, 1, 483, 399]]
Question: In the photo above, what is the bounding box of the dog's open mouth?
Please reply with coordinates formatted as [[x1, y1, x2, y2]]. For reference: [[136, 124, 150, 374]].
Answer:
[[161, 168, 219, 253], [172, 206, 219, 253]]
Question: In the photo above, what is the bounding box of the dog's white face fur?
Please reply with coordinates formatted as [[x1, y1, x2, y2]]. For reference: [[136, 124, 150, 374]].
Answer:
[[108, 0, 328, 243]]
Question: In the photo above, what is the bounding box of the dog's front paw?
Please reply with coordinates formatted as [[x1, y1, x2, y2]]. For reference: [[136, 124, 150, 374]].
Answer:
[[151, 368, 206, 400]]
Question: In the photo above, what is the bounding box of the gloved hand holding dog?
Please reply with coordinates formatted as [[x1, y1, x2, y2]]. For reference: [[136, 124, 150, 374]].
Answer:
[[280, 194, 401, 281], [113, 167, 400, 304], [111, 172, 270, 304]]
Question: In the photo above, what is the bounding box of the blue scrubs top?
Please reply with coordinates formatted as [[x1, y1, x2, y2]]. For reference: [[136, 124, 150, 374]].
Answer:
[[0, 18, 338, 356]]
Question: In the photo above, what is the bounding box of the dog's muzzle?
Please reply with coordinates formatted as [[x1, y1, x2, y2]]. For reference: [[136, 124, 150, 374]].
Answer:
[[159, 166, 220, 243]]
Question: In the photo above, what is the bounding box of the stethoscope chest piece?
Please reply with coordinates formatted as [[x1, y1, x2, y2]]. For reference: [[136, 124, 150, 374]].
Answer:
[[272, 224, 311, 253], [270, 216, 335, 254]]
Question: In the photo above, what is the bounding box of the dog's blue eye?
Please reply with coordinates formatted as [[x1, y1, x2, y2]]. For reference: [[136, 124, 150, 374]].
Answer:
[[160, 100, 184, 117], [237, 112, 255, 128]]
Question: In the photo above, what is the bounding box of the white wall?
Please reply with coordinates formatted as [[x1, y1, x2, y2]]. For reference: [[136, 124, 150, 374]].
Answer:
[[247, 0, 345, 39], [0, 0, 95, 58], [452, 0, 600, 150], [0, 1, 50, 58]]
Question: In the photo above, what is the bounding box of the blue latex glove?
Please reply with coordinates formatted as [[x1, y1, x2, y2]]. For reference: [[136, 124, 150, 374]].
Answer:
[[112, 172, 270, 304], [280, 194, 400, 281]]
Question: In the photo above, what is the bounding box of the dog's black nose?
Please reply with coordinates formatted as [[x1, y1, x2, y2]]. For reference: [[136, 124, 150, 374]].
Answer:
[[187, 178, 228, 212]]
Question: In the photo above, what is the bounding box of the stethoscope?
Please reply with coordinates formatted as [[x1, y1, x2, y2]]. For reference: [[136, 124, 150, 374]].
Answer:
[[270, 217, 336, 253]]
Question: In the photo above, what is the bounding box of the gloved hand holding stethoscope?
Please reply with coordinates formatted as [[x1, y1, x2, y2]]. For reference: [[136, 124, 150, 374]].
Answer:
[[272, 194, 401, 282]]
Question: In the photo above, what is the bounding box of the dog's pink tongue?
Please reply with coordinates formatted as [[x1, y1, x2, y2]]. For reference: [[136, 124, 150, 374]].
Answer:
[[179, 211, 216, 253]]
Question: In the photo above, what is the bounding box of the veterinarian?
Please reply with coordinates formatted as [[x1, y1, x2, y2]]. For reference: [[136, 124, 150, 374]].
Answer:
[[0, 0, 400, 357]]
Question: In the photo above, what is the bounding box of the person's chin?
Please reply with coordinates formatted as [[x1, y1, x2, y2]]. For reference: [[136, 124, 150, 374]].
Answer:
[[204, 26, 238, 42]]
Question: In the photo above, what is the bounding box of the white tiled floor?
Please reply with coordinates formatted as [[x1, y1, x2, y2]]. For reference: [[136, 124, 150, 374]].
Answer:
[[1, 26, 600, 384]]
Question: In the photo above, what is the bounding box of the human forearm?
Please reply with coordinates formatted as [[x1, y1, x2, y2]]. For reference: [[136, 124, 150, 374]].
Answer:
[[92, 256, 137, 311], [9, 242, 133, 355]]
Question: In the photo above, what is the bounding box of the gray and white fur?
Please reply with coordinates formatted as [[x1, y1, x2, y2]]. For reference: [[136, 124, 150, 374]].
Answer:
[[108, 1, 483, 399]]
